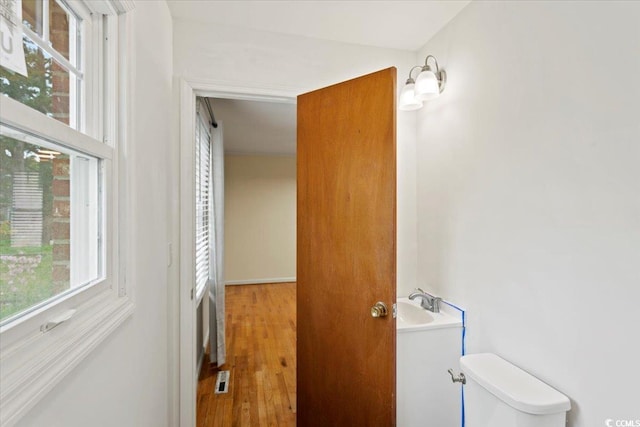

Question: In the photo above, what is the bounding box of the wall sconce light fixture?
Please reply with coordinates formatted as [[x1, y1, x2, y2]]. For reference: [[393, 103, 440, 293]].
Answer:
[[399, 55, 446, 111]]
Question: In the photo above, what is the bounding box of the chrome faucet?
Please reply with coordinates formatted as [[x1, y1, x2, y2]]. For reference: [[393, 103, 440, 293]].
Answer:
[[408, 288, 442, 313]]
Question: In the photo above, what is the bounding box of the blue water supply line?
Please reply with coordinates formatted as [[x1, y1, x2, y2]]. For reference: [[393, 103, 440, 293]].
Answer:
[[442, 300, 466, 427]]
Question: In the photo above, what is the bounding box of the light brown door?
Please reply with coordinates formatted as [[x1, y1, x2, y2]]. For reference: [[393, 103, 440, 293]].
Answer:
[[297, 67, 397, 426]]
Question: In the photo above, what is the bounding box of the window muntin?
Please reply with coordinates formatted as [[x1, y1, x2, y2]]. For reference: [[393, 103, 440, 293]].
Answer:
[[0, 124, 102, 325], [1, 0, 82, 130]]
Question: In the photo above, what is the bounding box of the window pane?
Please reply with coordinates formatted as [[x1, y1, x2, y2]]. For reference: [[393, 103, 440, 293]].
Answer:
[[2, 1, 81, 129], [0, 127, 100, 324], [22, 0, 44, 37], [50, 0, 76, 62], [50, 57, 76, 127], [21, 1, 78, 64], [0, 38, 77, 127]]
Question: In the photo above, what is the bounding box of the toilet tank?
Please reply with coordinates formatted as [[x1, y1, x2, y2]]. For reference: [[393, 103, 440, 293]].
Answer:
[[460, 353, 571, 427]]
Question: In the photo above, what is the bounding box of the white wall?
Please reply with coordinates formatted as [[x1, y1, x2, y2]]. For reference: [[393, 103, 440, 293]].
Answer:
[[173, 20, 418, 295], [224, 155, 296, 284], [17, 2, 174, 426], [414, 2, 640, 425]]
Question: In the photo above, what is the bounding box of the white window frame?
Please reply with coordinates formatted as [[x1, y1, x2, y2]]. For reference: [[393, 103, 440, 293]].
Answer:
[[0, 2, 134, 425], [20, 0, 86, 131]]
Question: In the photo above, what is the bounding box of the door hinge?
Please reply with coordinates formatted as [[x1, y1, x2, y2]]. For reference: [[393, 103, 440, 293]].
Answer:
[[190, 288, 194, 300]]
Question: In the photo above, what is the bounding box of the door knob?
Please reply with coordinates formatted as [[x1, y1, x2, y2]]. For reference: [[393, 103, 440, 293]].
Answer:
[[371, 301, 388, 318]]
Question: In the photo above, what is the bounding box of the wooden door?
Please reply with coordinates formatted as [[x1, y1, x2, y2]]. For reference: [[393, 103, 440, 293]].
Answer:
[[297, 68, 397, 426]]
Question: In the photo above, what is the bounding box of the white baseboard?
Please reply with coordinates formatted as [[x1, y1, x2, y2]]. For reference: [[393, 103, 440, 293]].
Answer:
[[225, 277, 296, 286]]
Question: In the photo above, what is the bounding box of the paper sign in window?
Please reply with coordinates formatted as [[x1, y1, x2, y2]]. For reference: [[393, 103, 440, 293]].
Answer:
[[0, 0, 28, 77]]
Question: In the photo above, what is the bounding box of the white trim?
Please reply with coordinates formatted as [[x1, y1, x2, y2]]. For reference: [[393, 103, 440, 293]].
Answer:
[[79, 0, 135, 15], [43, 0, 50, 41], [225, 277, 297, 286], [179, 79, 198, 427], [117, 11, 134, 298], [85, 5, 104, 139], [186, 78, 300, 103], [0, 293, 134, 426], [109, 0, 135, 14], [0, 97, 113, 160]]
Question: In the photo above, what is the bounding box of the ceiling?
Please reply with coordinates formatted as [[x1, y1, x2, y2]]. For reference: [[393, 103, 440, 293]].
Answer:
[[178, 1, 471, 156], [209, 98, 296, 156], [167, 1, 470, 52]]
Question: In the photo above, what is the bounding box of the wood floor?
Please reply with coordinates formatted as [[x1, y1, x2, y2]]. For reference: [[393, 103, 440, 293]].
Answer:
[[197, 282, 297, 427]]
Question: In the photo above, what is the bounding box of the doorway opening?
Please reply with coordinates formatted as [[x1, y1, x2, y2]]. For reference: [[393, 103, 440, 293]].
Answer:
[[177, 78, 298, 427], [192, 96, 297, 426], [179, 69, 398, 427]]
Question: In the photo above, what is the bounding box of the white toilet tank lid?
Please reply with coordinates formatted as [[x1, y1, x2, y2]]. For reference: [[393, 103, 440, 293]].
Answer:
[[460, 353, 571, 415]]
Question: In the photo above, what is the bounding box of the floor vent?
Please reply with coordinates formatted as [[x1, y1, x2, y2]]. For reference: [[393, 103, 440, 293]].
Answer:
[[214, 370, 230, 394]]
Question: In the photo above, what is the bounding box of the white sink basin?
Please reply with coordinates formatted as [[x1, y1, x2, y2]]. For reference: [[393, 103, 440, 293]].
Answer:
[[396, 301, 434, 325]]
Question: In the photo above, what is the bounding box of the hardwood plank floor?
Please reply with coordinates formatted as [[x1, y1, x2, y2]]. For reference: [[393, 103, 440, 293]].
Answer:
[[197, 282, 297, 427]]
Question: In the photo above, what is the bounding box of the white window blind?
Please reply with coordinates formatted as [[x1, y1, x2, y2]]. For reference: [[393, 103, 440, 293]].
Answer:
[[195, 112, 212, 298]]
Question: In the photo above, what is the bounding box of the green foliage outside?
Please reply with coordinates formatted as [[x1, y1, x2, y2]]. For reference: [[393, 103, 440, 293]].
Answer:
[[1, 36, 58, 322], [0, 240, 54, 321], [0, 36, 53, 114]]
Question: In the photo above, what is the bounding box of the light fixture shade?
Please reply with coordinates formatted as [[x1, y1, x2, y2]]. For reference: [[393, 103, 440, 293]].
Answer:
[[415, 69, 440, 101], [398, 83, 423, 111]]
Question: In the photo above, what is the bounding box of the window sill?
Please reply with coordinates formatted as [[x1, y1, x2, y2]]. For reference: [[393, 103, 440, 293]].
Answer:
[[0, 291, 134, 426]]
